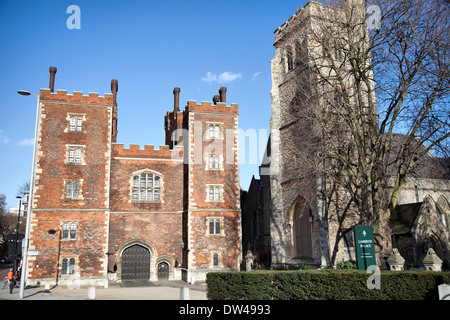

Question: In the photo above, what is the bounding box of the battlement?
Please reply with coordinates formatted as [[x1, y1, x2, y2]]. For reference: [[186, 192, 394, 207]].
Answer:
[[184, 100, 239, 115], [112, 143, 183, 160], [39, 88, 114, 105], [273, 1, 325, 44]]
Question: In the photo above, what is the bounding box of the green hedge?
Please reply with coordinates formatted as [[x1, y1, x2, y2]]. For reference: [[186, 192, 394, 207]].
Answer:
[[206, 270, 450, 300]]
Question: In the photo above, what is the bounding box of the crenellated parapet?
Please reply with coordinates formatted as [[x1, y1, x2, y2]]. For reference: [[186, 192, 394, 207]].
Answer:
[[39, 88, 114, 105], [184, 100, 239, 115], [112, 143, 183, 160]]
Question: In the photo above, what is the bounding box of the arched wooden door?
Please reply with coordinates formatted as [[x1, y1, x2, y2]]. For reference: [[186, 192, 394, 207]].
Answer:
[[292, 199, 313, 259], [157, 262, 169, 280], [121, 244, 150, 280]]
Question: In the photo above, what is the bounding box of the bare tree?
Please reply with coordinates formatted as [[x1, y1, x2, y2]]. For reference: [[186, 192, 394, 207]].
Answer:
[[287, 0, 449, 259], [16, 181, 30, 198]]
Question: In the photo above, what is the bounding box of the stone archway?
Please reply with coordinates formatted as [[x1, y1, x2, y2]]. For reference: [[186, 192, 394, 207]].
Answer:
[[122, 244, 151, 280], [117, 238, 158, 281], [290, 197, 313, 259]]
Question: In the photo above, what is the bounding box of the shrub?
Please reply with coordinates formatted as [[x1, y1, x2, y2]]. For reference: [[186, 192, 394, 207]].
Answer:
[[335, 260, 357, 269], [206, 270, 450, 300]]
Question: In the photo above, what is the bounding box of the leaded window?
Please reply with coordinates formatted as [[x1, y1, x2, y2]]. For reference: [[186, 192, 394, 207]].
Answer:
[[132, 172, 161, 202]]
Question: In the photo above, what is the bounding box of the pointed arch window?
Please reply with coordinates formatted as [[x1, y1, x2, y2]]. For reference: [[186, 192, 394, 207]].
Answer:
[[213, 253, 219, 267], [287, 45, 294, 71]]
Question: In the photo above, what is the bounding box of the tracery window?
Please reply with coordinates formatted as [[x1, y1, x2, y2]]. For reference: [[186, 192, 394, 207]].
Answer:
[[132, 172, 161, 202]]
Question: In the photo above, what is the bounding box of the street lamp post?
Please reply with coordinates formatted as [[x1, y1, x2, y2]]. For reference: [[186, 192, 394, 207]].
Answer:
[[17, 90, 40, 299], [12, 196, 22, 277]]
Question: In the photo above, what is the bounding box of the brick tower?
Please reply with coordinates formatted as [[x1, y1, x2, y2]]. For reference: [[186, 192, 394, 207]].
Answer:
[[165, 87, 241, 281], [26, 68, 115, 286]]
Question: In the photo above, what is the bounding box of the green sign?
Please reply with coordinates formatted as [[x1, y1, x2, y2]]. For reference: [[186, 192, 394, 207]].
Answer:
[[353, 225, 377, 270]]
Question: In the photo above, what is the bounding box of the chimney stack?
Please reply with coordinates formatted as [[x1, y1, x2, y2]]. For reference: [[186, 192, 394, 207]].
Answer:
[[49, 66, 57, 93], [173, 87, 180, 112], [111, 79, 118, 106], [219, 87, 227, 103], [213, 95, 220, 105]]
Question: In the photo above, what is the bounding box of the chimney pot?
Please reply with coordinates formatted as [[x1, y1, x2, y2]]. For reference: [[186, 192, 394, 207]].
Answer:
[[49, 66, 57, 93], [219, 87, 227, 103], [111, 79, 118, 105], [173, 87, 180, 112]]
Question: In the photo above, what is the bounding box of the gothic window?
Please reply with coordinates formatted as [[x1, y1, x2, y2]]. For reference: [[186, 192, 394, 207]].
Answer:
[[61, 257, 76, 275], [70, 223, 77, 238], [76, 117, 83, 132], [62, 222, 77, 240], [208, 124, 221, 139], [68, 147, 83, 164], [63, 223, 69, 239], [132, 171, 162, 202], [209, 219, 221, 235], [213, 253, 219, 267], [214, 125, 220, 139], [295, 42, 302, 67], [287, 46, 294, 71], [208, 186, 222, 202], [75, 148, 81, 163], [66, 181, 80, 199], [69, 148, 74, 163], [68, 115, 85, 133], [333, 90, 343, 106], [208, 155, 220, 170], [295, 39, 308, 69], [69, 116, 76, 132], [210, 251, 222, 268]]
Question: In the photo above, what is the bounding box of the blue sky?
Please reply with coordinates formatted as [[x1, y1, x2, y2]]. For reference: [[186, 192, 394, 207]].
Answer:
[[0, 0, 306, 209]]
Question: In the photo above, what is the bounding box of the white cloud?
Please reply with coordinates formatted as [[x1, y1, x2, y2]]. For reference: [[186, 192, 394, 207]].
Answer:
[[252, 71, 262, 81], [218, 71, 242, 83], [18, 139, 34, 146], [0, 130, 9, 144], [202, 71, 242, 84], [201, 72, 218, 84]]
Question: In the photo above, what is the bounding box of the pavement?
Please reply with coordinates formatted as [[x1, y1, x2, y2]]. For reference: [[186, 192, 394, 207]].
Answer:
[[0, 280, 208, 300]]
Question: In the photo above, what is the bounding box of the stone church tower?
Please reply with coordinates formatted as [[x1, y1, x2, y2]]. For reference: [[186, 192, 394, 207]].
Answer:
[[267, 0, 345, 267], [242, 0, 450, 270]]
